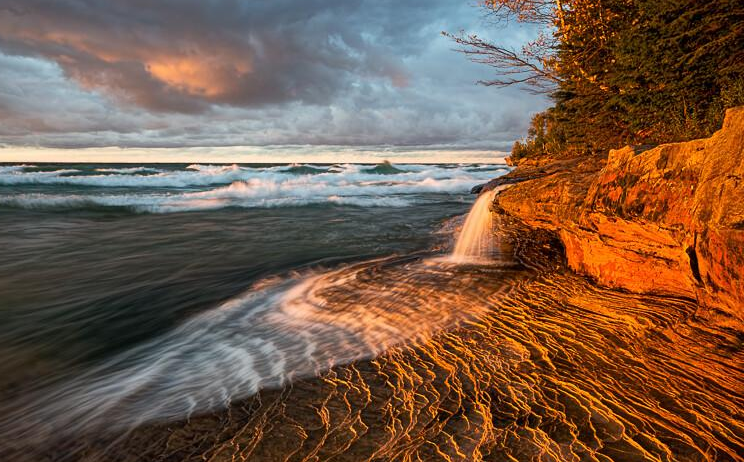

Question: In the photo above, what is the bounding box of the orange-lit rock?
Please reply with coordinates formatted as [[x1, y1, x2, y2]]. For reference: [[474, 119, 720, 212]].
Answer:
[[494, 106, 744, 328]]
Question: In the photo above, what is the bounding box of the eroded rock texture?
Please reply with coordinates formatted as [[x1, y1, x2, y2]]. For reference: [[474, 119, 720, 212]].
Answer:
[[7, 230, 744, 462], [495, 106, 744, 330]]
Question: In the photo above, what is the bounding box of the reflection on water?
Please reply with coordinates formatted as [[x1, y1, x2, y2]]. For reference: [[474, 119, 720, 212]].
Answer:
[[2, 227, 743, 461]]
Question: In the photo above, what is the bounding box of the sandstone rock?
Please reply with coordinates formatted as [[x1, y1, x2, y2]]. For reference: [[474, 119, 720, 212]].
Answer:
[[493, 107, 744, 328]]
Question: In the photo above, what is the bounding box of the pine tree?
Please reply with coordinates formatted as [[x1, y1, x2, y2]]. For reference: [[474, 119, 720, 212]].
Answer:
[[450, 0, 744, 158]]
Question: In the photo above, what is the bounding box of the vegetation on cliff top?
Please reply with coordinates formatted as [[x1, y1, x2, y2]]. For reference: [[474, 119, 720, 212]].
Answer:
[[449, 0, 744, 161]]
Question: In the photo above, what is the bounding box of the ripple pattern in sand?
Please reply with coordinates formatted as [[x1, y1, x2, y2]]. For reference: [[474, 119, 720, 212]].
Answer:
[[4, 242, 744, 461]]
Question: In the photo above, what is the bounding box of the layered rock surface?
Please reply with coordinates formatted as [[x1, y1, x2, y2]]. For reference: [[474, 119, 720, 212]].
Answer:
[[15, 241, 744, 461], [492, 106, 744, 329]]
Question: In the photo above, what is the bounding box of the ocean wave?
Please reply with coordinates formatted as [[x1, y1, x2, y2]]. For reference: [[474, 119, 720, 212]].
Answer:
[[0, 164, 248, 187], [280, 164, 328, 175], [0, 162, 501, 189], [0, 163, 507, 213], [0, 194, 174, 212], [361, 160, 407, 175], [0, 168, 80, 178], [95, 166, 163, 174], [0, 169, 499, 212], [186, 163, 240, 172], [0, 164, 37, 173], [0, 190, 415, 212], [465, 165, 509, 172]]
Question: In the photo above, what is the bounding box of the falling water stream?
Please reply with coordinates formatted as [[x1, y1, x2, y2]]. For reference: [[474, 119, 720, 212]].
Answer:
[[451, 189, 498, 263]]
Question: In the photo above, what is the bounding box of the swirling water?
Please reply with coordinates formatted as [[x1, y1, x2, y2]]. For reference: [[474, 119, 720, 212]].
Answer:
[[0, 162, 742, 461]]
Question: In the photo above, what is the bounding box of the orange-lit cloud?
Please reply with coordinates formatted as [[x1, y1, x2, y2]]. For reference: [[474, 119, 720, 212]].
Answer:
[[145, 55, 252, 97]]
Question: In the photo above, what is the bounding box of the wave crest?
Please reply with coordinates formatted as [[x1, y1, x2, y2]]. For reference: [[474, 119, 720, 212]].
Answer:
[[0, 163, 507, 213]]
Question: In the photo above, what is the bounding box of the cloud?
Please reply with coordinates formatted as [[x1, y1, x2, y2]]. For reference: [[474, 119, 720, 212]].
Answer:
[[0, 0, 422, 111], [0, 0, 548, 153]]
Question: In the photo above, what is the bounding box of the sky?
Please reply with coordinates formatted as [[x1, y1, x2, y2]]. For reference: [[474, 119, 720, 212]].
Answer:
[[0, 0, 547, 163]]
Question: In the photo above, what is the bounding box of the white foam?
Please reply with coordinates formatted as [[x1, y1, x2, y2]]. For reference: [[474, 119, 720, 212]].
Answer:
[[0, 256, 491, 441], [0, 165, 249, 187], [0, 164, 37, 173], [0, 192, 413, 212], [0, 163, 508, 213], [95, 166, 163, 174], [451, 189, 498, 263], [0, 163, 497, 187]]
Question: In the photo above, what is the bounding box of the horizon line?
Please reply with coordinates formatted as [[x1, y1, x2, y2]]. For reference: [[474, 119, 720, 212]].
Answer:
[[0, 146, 509, 164]]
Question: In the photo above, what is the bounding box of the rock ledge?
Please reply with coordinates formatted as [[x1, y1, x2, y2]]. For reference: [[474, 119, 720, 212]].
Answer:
[[492, 106, 744, 329]]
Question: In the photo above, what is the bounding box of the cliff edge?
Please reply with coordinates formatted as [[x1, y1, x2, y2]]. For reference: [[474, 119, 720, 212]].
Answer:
[[492, 106, 744, 329]]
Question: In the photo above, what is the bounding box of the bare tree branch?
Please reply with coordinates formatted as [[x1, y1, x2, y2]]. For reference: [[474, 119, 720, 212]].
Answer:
[[444, 31, 560, 93]]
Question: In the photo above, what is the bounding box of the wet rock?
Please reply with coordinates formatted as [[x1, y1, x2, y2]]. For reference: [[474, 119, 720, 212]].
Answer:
[[470, 183, 484, 194]]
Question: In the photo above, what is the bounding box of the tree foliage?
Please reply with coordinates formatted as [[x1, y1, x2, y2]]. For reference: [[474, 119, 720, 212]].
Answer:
[[452, 0, 744, 158]]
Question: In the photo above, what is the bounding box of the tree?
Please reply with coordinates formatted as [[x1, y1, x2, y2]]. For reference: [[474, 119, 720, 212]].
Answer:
[[451, 0, 744, 158], [444, 1, 563, 93]]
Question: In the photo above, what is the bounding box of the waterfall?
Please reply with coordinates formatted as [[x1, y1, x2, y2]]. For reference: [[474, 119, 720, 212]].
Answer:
[[451, 189, 498, 263]]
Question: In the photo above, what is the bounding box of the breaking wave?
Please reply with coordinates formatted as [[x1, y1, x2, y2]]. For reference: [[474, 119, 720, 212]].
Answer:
[[0, 164, 37, 173], [0, 191, 414, 211], [0, 162, 505, 213], [94, 166, 164, 174], [361, 160, 407, 175]]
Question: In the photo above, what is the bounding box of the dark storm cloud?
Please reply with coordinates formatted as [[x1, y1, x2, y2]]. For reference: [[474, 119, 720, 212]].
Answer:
[[0, 0, 433, 111], [0, 0, 548, 150]]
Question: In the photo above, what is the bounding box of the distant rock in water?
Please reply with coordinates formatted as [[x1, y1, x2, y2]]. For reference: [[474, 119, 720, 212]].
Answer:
[[492, 106, 744, 330], [362, 160, 406, 175]]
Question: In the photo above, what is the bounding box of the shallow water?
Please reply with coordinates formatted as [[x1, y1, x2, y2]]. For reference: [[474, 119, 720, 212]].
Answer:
[[1, 163, 743, 461], [0, 162, 504, 443], [0, 162, 500, 385]]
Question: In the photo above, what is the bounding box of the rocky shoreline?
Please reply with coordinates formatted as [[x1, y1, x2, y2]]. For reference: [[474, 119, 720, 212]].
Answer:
[[20, 214, 744, 461], [8, 140, 744, 460], [484, 106, 744, 332]]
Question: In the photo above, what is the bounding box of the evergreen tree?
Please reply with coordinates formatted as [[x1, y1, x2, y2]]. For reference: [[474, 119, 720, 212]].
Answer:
[[450, 0, 744, 158]]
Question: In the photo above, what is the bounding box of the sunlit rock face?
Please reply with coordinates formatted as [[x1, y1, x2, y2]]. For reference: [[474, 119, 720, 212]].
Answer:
[[495, 106, 744, 330]]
